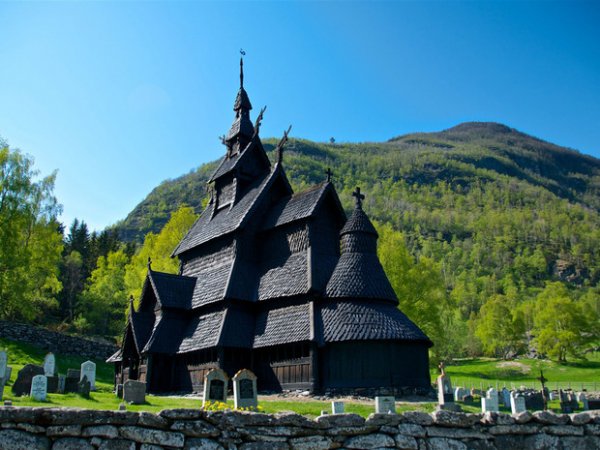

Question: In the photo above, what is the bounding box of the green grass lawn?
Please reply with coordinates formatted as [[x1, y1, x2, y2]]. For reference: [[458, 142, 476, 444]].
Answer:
[[1, 337, 598, 417], [433, 354, 600, 392]]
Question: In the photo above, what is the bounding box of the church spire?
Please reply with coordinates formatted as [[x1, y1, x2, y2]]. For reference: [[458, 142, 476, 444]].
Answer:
[[226, 55, 254, 154]]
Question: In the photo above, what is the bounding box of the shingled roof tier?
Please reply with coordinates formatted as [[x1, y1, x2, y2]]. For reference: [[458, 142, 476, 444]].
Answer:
[[148, 270, 196, 310], [253, 303, 311, 348], [316, 300, 431, 345]]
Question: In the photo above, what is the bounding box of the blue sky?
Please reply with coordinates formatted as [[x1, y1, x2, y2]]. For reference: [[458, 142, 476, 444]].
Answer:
[[1, 1, 599, 231]]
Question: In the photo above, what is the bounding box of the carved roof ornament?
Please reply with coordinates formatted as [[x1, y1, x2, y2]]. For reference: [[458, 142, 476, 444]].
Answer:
[[276, 125, 292, 165], [326, 167, 333, 183], [254, 106, 267, 136], [352, 186, 365, 209], [147, 257, 152, 270]]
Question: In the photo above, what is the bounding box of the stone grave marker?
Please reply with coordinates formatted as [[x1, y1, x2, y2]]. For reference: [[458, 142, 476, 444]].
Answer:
[[4, 366, 12, 384], [123, 379, 146, 404], [375, 396, 396, 414], [510, 391, 526, 414], [30, 374, 47, 401], [0, 351, 7, 380], [549, 391, 557, 401], [65, 370, 80, 393], [80, 361, 96, 391], [0, 381, 4, 402], [501, 387, 510, 408], [588, 399, 600, 410], [43, 353, 56, 377], [232, 369, 257, 410], [577, 392, 589, 411], [12, 364, 44, 396], [57, 375, 66, 394], [116, 383, 123, 398], [78, 375, 91, 398], [559, 390, 578, 413], [481, 388, 499, 413], [203, 368, 229, 407], [462, 394, 474, 404], [436, 362, 455, 409], [454, 387, 464, 402], [523, 391, 545, 411], [331, 401, 345, 414]]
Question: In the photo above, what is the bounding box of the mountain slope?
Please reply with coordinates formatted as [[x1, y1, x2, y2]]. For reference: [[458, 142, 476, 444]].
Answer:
[[113, 122, 600, 292]]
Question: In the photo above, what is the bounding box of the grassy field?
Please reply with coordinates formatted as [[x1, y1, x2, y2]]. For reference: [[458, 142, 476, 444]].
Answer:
[[434, 354, 600, 392], [1, 337, 598, 417]]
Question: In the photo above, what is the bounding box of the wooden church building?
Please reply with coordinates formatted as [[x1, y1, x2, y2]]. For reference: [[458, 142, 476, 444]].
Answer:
[[108, 60, 432, 394]]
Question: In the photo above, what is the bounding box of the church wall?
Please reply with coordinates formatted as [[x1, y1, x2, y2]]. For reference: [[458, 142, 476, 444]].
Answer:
[[319, 340, 431, 391], [253, 342, 312, 391], [308, 210, 341, 292]]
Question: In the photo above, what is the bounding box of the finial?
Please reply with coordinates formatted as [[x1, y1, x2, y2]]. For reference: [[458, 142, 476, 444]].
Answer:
[[276, 125, 292, 164], [326, 167, 333, 182], [239, 49, 246, 88], [438, 361, 445, 376], [254, 106, 267, 135], [129, 295, 134, 305], [147, 257, 152, 270], [352, 187, 365, 209]]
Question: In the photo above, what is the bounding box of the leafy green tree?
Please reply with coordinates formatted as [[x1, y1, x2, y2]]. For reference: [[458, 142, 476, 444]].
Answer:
[[532, 282, 592, 361], [376, 222, 449, 360], [475, 294, 526, 358], [125, 206, 198, 302], [80, 249, 129, 337], [0, 142, 63, 321]]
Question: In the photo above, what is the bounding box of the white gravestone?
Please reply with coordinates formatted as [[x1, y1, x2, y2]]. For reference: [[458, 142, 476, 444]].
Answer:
[[510, 392, 526, 414], [375, 396, 396, 414], [331, 401, 345, 414], [232, 368, 257, 410], [0, 351, 7, 380], [454, 387, 468, 402], [44, 353, 56, 377], [481, 388, 499, 413], [80, 361, 96, 391], [30, 374, 47, 401], [577, 392, 589, 411], [203, 368, 229, 407]]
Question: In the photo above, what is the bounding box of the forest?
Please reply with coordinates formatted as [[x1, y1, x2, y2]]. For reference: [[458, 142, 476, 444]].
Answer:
[[1, 122, 599, 364]]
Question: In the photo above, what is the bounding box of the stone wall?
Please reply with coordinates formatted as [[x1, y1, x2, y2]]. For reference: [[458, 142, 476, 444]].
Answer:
[[0, 407, 598, 450], [0, 321, 118, 361]]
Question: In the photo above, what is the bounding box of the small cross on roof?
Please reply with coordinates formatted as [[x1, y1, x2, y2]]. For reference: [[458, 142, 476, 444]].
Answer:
[[352, 187, 365, 209], [326, 167, 333, 182]]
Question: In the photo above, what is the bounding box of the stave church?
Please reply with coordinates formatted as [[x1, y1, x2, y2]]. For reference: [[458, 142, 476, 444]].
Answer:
[[108, 60, 432, 394]]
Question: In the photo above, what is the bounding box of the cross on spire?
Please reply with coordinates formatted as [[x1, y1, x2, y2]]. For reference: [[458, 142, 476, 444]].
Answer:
[[352, 187, 365, 209], [239, 49, 245, 88], [326, 167, 333, 182]]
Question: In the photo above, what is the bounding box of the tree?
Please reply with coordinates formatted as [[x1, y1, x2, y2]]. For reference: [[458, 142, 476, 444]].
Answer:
[[475, 294, 526, 358], [125, 206, 198, 303], [0, 142, 63, 321], [532, 282, 591, 361], [79, 249, 129, 337], [376, 222, 449, 360]]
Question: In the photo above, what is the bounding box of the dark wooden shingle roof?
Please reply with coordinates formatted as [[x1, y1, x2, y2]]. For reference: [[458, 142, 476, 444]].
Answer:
[[317, 300, 431, 345], [253, 303, 311, 348], [149, 271, 196, 310]]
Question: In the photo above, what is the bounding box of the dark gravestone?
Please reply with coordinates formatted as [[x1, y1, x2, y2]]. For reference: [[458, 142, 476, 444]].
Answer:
[[239, 379, 254, 399], [46, 376, 58, 393], [209, 380, 225, 401], [462, 395, 474, 404], [78, 375, 91, 398], [12, 364, 44, 396], [64, 369, 80, 393], [116, 383, 123, 398], [524, 392, 545, 411], [123, 380, 146, 405], [588, 400, 600, 410]]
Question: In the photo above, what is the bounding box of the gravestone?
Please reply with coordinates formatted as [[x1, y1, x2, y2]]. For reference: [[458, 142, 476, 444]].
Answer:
[[559, 390, 578, 413], [30, 374, 47, 401], [232, 369, 257, 410], [12, 364, 44, 396], [116, 383, 123, 398], [78, 375, 91, 398], [501, 387, 511, 408], [202, 368, 229, 407], [481, 388, 499, 413], [331, 401, 345, 414], [0, 351, 7, 381], [462, 394, 474, 404], [436, 363, 454, 408], [123, 380, 146, 404], [577, 392, 589, 411], [4, 366, 12, 384], [80, 361, 96, 391], [57, 375, 66, 394], [375, 396, 396, 414], [43, 353, 56, 377], [47, 376, 59, 393], [523, 391, 545, 411], [454, 387, 466, 402], [588, 399, 600, 410], [549, 391, 557, 401], [510, 391, 526, 414], [67, 368, 80, 379]]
